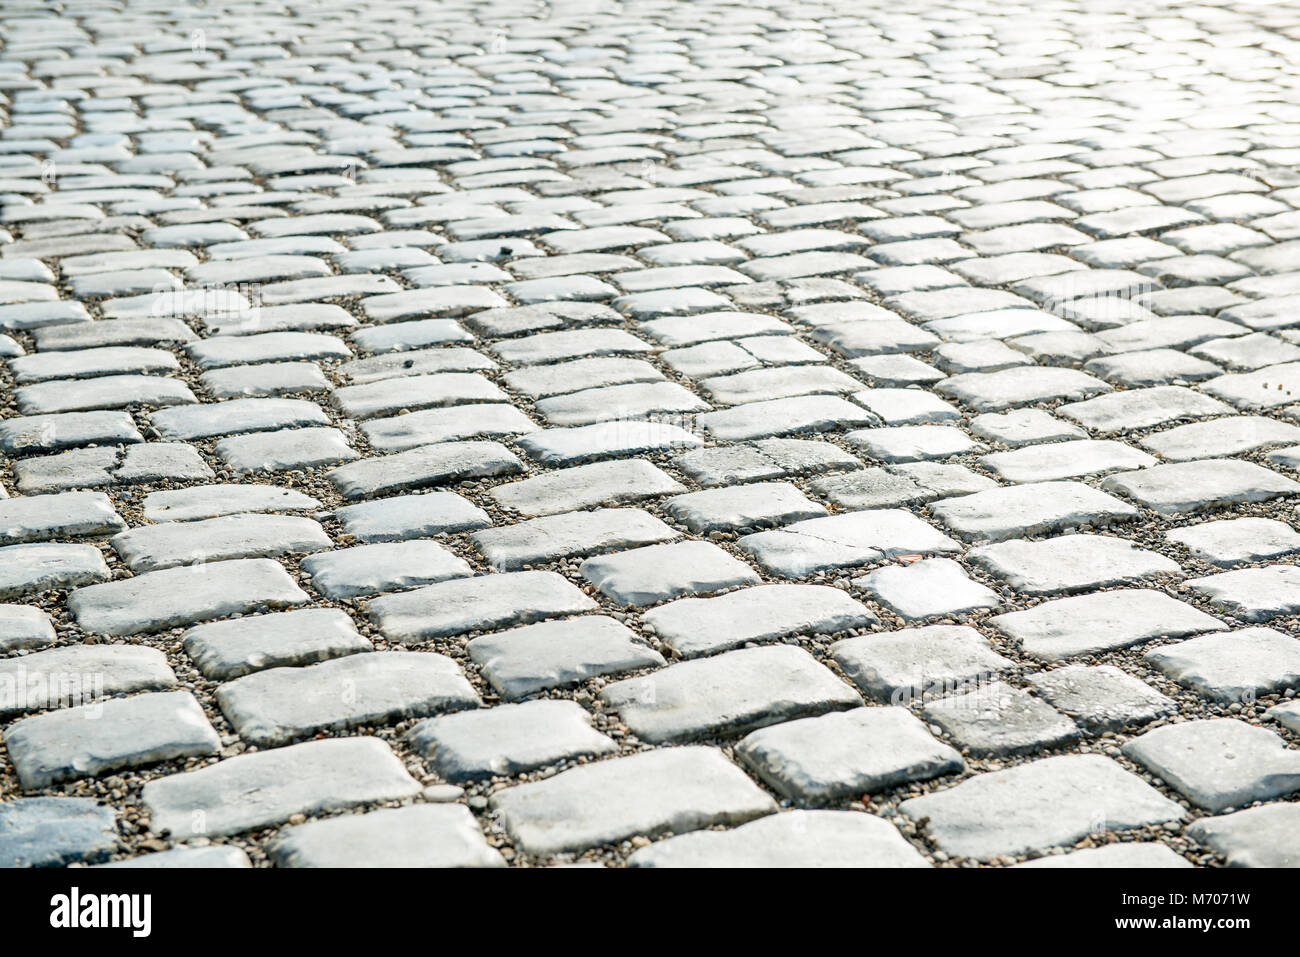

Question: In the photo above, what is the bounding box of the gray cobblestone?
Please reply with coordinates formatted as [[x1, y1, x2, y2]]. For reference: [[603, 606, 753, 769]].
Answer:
[[6, 691, 220, 790], [143, 737, 421, 838], [991, 589, 1226, 661], [408, 699, 615, 783], [368, 571, 596, 643], [0, 798, 118, 868], [602, 645, 860, 743], [628, 810, 928, 868], [1028, 665, 1175, 733], [900, 755, 1184, 861], [269, 804, 504, 869], [737, 708, 962, 804], [1186, 804, 1300, 868], [7, 0, 1300, 870], [490, 747, 775, 856], [217, 652, 479, 747], [467, 616, 665, 700], [1123, 719, 1300, 813], [183, 608, 370, 681]]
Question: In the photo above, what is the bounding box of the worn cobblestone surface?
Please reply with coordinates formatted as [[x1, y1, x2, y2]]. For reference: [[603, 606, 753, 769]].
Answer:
[[2, 0, 1300, 868]]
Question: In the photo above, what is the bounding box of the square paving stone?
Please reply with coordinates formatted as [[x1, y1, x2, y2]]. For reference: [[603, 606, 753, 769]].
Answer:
[[1145, 628, 1300, 703], [490, 459, 684, 517], [0, 410, 143, 457], [367, 570, 598, 643], [1140, 416, 1300, 462], [676, 438, 862, 487], [933, 340, 1032, 375], [737, 509, 960, 578], [936, 367, 1110, 412], [0, 542, 110, 598], [0, 644, 177, 719], [810, 320, 941, 358], [328, 441, 523, 500], [979, 439, 1156, 483], [1186, 803, 1300, 868], [830, 624, 1016, 705], [268, 804, 504, 869], [699, 365, 862, 406], [0, 491, 125, 545], [696, 394, 876, 441], [968, 534, 1181, 595], [363, 405, 538, 452], [1008, 330, 1114, 366], [1058, 386, 1233, 433], [856, 458, 993, 498], [68, 558, 309, 637], [217, 427, 360, 474], [990, 589, 1226, 660], [110, 514, 331, 573], [663, 482, 826, 533], [1122, 719, 1300, 813], [301, 541, 472, 599], [643, 583, 876, 658], [0, 604, 55, 653], [97, 846, 253, 869], [0, 797, 118, 868], [332, 492, 490, 542], [141, 485, 320, 523], [1102, 460, 1300, 517], [601, 644, 861, 743], [1166, 517, 1300, 566], [1185, 565, 1300, 622], [1192, 332, 1300, 371], [143, 737, 422, 838], [182, 608, 371, 680], [339, 347, 494, 385], [854, 558, 1000, 620], [736, 707, 963, 803], [506, 361, 656, 406], [926, 308, 1077, 343], [472, 508, 677, 571], [217, 651, 480, 747], [518, 420, 702, 466], [1270, 445, 1300, 471], [627, 810, 929, 868], [922, 682, 1081, 757], [967, 408, 1088, 447], [850, 354, 946, 387], [929, 481, 1140, 543], [1202, 363, 1300, 410], [533, 381, 709, 428], [1028, 665, 1175, 733], [467, 615, 665, 700], [1083, 348, 1221, 388], [1014, 843, 1192, 869], [5, 691, 220, 790], [1268, 699, 1300, 735], [898, 754, 1185, 861], [489, 746, 776, 856], [494, 328, 651, 366], [151, 397, 329, 440], [579, 540, 760, 607], [15, 374, 197, 415], [845, 425, 981, 463], [408, 699, 616, 782]]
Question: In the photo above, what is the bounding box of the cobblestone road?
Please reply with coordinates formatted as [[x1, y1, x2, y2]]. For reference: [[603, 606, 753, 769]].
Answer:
[[1, 0, 1300, 868]]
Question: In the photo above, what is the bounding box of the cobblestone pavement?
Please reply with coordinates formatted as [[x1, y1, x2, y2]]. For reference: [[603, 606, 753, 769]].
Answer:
[[1, 0, 1300, 869]]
